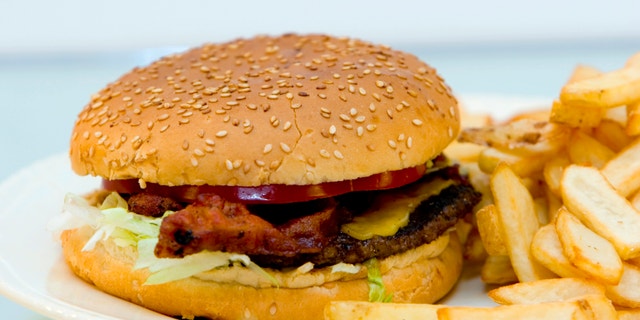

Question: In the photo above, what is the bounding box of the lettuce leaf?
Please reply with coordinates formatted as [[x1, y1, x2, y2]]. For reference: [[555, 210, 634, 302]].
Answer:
[[58, 192, 275, 286], [365, 258, 393, 303]]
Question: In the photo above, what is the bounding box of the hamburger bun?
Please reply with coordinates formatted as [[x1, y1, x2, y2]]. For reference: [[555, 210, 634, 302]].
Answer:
[[61, 225, 462, 320], [69, 34, 459, 187]]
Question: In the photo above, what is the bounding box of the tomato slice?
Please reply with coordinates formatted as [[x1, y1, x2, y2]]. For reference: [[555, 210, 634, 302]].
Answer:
[[102, 165, 426, 204]]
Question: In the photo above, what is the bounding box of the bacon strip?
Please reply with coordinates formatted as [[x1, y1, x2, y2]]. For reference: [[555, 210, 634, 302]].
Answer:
[[154, 194, 340, 258]]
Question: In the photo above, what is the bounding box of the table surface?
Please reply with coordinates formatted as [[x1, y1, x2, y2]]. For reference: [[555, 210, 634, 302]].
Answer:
[[1, 39, 638, 319]]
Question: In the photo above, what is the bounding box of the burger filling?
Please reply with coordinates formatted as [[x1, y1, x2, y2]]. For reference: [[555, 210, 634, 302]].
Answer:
[[153, 165, 479, 269], [56, 157, 480, 286]]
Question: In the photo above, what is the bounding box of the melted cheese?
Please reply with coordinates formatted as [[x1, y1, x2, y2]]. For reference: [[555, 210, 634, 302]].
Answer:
[[341, 178, 453, 240]]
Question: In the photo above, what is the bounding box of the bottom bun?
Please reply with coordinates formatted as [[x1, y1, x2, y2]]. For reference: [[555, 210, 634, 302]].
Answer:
[[61, 226, 463, 320]]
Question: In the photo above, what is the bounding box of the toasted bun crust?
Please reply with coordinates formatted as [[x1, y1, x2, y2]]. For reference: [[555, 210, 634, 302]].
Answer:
[[61, 226, 462, 320], [70, 34, 459, 187]]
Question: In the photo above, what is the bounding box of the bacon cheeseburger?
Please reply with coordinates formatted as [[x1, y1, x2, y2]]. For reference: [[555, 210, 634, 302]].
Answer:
[[57, 34, 480, 319]]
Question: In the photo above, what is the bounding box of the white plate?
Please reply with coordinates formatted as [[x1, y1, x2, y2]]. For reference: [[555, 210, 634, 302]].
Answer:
[[0, 95, 547, 319]]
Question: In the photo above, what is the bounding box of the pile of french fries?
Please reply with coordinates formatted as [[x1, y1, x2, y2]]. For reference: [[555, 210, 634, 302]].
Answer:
[[325, 52, 640, 320]]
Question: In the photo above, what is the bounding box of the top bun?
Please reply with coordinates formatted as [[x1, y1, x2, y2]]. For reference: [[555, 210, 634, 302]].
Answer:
[[70, 34, 459, 187]]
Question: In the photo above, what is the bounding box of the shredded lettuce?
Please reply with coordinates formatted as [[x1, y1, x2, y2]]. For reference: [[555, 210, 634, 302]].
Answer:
[[59, 192, 276, 286], [365, 258, 393, 303]]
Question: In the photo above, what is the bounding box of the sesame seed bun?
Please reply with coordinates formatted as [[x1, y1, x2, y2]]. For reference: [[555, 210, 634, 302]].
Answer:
[[61, 225, 463, 320], [69, 34, 460, 187]]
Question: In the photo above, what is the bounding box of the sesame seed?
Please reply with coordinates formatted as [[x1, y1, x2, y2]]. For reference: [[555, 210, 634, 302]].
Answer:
[[269, 160, 281, 170], [334, 150, 344, 159], [329, 125, 337, 135], [320, 149, 331, 158], [386, 109, 393, 119], [263, 144, 273, 154], [449, 106, 456, 117], [216, 130, 228, 137], [349, 108, 358, 116], [357, 126, 364, 136], [407, 137, 413, 148], [366, 124, 377, 131], [407, 89, 418, 97], [225, 160, 234, 170], [283, 121, 292, 131], [160, 125, 170, 132], [255, 160, 265, 167], [291, 103, 302, 109], [191, 157, 199, 167], [412, 119, 423, 126], [280, 142, 292, 153], [448, 126, 454, 137], [182, 140, 189, 150], [359, 87, 367, 95], [375, 80, 385, 88], [194, 149, 205, 157], [226, 101, 239, 107], [339, 114, 351, 122], [427, 99, 436, 109], [368, 103, 376, 112], [388, 140, 397, 149], [158, 113, 169, 121]]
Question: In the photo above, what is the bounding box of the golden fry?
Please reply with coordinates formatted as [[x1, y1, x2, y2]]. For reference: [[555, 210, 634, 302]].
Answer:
[[491, 163, 555, 281]]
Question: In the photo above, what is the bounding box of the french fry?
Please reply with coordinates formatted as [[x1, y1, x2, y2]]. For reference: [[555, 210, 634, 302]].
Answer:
[[488, 278, 605, 305], [443, 140, 486, 162], [551, 65, 605, 127], [627, 101, 640, 136], [543, 152, 571, 196], [566, 64, 604, 83], [561, 165, 640, 260], [481, 255, 518, 285], [550, 99, 604, 128], [459, 119, 571, 157], [601, 137, 640, 197], [464, 227, 488, 262], [631, 189, 640, 211], [574, 294, 618, 320], [476, 204, 507, 256], [531, 224, 589, 278], [617, 308, 640, 320], [560, 65, 640, 108], [567, 130, 615, 168], [606, 263, 640, 308], [626, 52, 640, 67], [324, 301, 442, 320], [437, 297, 604, 320], [533, 196, 550, 226], [478, 147, 549, 177], [555, 207, 623, 285], [491, 163, 555, 281], [594, 119, 633, 152], [546, 188, 563, 222]]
